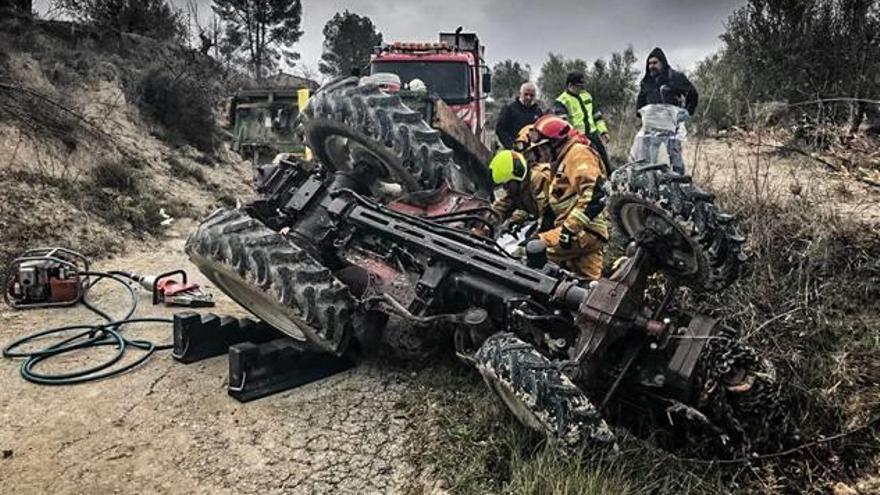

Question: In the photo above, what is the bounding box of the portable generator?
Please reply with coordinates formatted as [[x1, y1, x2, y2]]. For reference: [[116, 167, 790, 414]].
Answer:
[[3, 248, 89, 309]]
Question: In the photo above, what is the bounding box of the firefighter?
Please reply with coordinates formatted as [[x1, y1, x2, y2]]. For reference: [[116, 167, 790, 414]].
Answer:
[[512, 124, 537, 153], [487, 149, 553, 231], [553, 72, 612, 170], [527, 115, 609, 280]]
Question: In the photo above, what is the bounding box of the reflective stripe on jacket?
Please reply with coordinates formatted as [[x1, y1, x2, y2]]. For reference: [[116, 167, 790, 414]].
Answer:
[[555, 91, 608, 135], [547, 140, 608, 240]]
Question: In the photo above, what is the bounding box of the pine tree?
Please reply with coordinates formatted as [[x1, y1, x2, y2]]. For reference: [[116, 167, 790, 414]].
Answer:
[[212, 0, 303, 79], [318, 10, 382, 77]]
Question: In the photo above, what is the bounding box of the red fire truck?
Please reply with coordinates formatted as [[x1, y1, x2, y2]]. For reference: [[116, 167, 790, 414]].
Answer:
[[370, 29, 492, 139]]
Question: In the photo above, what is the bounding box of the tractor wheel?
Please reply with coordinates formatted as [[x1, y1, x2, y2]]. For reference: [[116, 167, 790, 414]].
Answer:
[[302, 77, 460, 196], [606, 163, 747, 292], [185, 208, 353, 355], [474, 333, 616, 450], [692, 330, 784, 452]]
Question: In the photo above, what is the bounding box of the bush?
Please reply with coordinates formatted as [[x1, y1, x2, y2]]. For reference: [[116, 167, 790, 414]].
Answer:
[[83, 184, 190, 235], [115, 195, 165, 234], [136, 64, 219, 153], [693, 0, 880, 130], [168, 157, 207, 184], [92, 159, 138, 192], [215, 193, 237, 208], [689, 52, 746, 131], [55, 0, 186, 42]]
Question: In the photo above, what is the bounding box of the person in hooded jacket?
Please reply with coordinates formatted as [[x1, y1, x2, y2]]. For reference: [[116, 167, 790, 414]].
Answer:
[[636, 47, 698, 115]]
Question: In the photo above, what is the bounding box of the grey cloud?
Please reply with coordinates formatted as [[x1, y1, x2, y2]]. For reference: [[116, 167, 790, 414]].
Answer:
[[36, 0, 745, 76]]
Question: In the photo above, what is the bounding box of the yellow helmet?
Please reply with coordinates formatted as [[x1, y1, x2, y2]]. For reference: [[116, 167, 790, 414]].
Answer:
[[489, 150, 528, 185]]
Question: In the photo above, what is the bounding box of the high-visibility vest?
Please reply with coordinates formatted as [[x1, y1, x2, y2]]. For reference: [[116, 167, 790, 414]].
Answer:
[[556, 91, 608, 135]]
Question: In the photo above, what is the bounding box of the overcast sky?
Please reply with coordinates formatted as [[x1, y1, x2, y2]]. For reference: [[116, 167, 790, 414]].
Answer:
[[37, 0, 746, 77]]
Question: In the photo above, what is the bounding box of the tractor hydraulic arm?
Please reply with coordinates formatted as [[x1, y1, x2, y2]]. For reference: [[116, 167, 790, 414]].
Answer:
[[327, 192, 589, 307]]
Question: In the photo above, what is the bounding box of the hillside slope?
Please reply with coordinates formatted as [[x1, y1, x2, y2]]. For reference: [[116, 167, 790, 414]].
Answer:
[[0, 14, 253, 266]]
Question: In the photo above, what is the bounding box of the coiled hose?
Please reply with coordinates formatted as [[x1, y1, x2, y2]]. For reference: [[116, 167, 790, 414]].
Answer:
[[2, 271, 173, 385]]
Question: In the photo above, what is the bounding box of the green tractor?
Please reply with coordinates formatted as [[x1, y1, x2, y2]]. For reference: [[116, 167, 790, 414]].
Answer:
[[228, 87, 314, 165]]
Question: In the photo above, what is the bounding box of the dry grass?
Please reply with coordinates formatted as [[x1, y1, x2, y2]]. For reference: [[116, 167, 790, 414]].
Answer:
[[167, 156, 207, 184], [399, 360, 734, 495], [682, 142, 880, 493]]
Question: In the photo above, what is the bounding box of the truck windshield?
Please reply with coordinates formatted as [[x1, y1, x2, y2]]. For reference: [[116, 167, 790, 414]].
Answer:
[[372, 61, 470, 104]]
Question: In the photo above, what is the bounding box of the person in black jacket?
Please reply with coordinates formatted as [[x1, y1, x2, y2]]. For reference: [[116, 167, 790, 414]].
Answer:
[[636, 47, 698, 115], [495, 82, 543, 149]]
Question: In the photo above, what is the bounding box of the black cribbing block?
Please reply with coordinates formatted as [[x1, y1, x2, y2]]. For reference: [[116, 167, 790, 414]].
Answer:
[[172, 312, 282, 364], [227, 338, 354, 402]]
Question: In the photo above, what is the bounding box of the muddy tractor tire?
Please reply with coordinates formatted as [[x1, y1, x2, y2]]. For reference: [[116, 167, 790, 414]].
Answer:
[[606, 163, 747, 292], [302, 77, 459, 195], [693, 330, 783, 451], [185, 208, 354, 355], [475, 333, 616, 450]]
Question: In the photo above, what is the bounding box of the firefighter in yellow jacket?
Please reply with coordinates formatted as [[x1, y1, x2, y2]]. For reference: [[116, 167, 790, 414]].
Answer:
[[512, 124, 538, 152], [487, 149, 552, 229], [528, 115, 609, 280]]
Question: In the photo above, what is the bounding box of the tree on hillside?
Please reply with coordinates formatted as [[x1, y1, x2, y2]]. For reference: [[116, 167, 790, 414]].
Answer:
[[212, 0, 303, 80], [318, 10, 382, 77], [490, 60, 530, 100], [54, 0, 186, 41]]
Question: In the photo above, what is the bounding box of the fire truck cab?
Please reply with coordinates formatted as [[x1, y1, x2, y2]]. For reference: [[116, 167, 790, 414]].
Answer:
[[370, 30, 491, 138]]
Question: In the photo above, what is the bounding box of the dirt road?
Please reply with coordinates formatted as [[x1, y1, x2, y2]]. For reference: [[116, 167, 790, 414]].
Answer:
[[0, 222, 433, 495], [688, 136, 880, 224]]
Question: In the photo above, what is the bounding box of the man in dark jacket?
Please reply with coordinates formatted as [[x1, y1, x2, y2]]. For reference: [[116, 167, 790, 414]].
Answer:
[[495, 82, 543, 149], [637, 47, 698, 115]]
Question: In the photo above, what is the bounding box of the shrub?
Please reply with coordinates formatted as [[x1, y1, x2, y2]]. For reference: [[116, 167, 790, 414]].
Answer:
[[168, 157, 207, 184], [692, 0, 880, 130], [92, 159, 138, 192], [215, 193, 237, 208], [136, 64, 219, 153], [54, 0, 187, 42]]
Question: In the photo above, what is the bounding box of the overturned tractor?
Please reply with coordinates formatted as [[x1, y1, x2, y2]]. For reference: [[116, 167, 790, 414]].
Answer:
[[185, 78, 781, 453]]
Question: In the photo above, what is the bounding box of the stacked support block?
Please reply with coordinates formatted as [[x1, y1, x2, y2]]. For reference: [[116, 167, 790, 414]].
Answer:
[[172, 312, 354, 402]]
